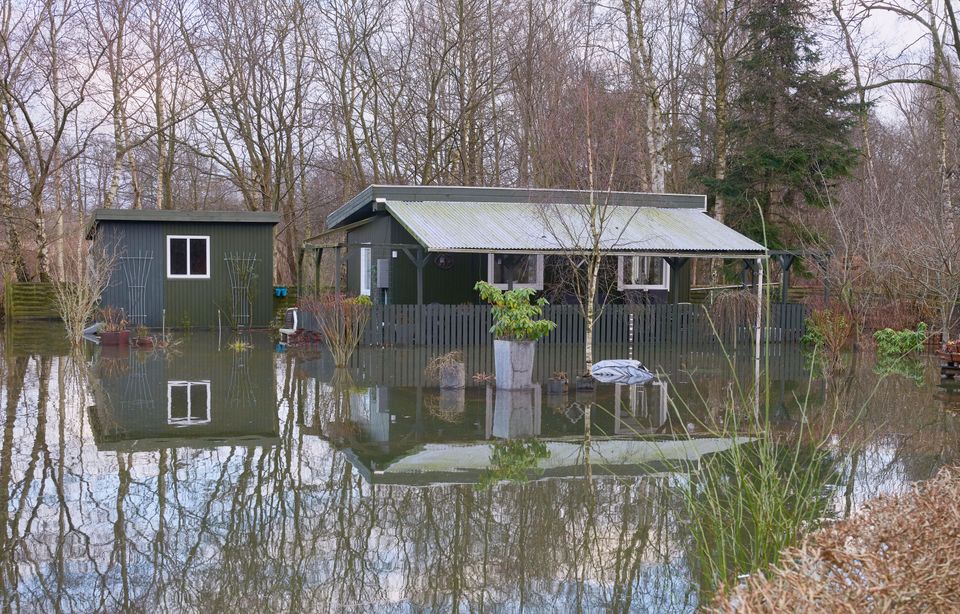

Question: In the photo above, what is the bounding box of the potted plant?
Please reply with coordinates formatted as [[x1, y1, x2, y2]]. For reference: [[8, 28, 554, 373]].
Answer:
[[133, 324, 155, 348], [475, 281, 556, 390], [99, 307, 129, 346], [546, 371, 568, 395], [425, 350, 466, 390]]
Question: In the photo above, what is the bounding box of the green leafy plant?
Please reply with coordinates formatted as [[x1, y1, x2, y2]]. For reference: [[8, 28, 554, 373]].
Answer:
[[802, 308, 851, 376], [227, 338, 253, 352], [474, 281, 557, 341], [874, 322, 927, 358], [476, 439, 550, 490], [874, 355, 925, 386]]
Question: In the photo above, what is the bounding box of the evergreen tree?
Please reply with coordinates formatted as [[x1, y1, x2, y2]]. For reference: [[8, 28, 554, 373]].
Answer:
[[717, 0, 859, 245]]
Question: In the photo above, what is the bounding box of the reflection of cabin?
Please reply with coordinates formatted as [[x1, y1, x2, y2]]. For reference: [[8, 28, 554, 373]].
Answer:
[[88, 336, 278, 451], [298, 367, 703, 485], [86, 209, 279, 328], [306, 185, 766, 306]]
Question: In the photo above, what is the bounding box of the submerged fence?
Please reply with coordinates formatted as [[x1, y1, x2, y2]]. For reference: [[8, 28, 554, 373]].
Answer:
[[356, 302, 807, 350]]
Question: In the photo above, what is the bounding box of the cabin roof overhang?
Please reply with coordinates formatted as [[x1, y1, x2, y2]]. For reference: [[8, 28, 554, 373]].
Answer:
[[317, 185, 765, 258], [85, 208, 281, 239]]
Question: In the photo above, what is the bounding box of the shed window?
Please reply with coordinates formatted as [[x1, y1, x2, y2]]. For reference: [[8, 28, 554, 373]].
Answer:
[[167, 380, 211, 426], [618, 256, 669, 290], [167, 235, 210, 278], [487, 254, 544, 290]]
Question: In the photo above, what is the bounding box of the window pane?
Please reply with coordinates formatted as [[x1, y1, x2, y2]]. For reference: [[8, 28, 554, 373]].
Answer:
[[169, 385, 188, 420], [627, 257, 664, 287], [493, 255, 536, 285], [189, 384, 209, 421], [189, 238, 207, 275], [169, 238, 188, 275]]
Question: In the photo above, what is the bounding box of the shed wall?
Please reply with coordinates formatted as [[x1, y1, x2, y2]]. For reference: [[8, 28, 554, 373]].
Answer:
[[95, 220, 275, 328], [98, 221, 166, 327], [162, 222, 275, 328]]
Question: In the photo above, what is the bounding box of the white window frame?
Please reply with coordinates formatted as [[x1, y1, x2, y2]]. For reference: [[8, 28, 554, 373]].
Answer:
[[166, 235, 211, 279], [359, 246, 372, 296], [617, 256, 669, 291], [167, 380, 211, 426], [487, 253, 544, 290]]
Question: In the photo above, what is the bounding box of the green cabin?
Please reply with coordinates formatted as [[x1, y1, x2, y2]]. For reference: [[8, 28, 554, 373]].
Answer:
[[311, 185, 766, 306], [86, 209, 280, 329]]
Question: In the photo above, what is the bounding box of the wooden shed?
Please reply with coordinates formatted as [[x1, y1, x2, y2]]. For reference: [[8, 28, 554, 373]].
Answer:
[[86, 209, 279, 329]]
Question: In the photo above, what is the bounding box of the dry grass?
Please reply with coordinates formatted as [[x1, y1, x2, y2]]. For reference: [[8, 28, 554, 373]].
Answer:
[[710, 466, 960, 613]]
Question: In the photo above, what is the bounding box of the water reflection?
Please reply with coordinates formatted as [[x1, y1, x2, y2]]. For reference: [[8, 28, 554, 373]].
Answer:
[[0, 325, 957, 612]]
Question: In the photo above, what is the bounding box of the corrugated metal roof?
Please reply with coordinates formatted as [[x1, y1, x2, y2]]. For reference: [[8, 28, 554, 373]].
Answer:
[[326, 184, 706, 229], [386, 200, 765, 256]]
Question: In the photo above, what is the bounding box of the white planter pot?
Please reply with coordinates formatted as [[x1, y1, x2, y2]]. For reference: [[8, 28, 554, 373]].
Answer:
[[493, 339, 536, 389]]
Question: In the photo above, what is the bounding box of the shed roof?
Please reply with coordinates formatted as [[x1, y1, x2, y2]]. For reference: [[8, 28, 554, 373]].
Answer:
[[384, 200, 766, 257], [85, 208, 280, 239]]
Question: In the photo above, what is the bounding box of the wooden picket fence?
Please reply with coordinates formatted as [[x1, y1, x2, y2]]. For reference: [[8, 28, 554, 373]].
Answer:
[[359, 302, 807, 349]]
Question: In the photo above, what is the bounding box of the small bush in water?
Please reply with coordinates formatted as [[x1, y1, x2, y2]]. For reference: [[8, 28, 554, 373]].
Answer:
[[874, 322, 926, 358]]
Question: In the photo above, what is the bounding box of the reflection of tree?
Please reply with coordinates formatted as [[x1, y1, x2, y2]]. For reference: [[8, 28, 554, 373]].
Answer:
[[476, 439, 550, 490], [12, 345, 960, 612]]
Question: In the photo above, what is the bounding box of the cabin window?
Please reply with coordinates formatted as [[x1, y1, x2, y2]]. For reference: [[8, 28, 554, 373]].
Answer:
[[618, 256, 669, 290], [487, 254, 544, 290], [167, 235, 210, 279], [167, 380, 211, 426], [359, 247, 372, 296]]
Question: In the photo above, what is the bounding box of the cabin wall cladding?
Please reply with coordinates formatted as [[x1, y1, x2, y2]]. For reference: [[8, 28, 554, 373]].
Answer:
[[100, 222, 165, 328], [352, 302, 808, 349], [98, 221, 274, 328], [162, 222, 273, 329]]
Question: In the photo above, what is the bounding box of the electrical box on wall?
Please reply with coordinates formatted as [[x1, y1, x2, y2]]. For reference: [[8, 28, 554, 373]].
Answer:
[[376, 259, 391, 289]]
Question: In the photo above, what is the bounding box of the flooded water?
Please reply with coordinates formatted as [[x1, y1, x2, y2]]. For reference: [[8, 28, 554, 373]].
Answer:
[[1, 325, 958, 612]]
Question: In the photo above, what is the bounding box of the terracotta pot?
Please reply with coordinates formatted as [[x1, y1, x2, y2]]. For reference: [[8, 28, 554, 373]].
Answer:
[[134, 336, 154, 348], [100, 330, 129, 346]]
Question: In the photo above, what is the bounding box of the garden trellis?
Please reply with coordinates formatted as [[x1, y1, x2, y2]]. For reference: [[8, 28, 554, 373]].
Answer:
[[224, 252, 259, 328], [120, 251, 153, 326]]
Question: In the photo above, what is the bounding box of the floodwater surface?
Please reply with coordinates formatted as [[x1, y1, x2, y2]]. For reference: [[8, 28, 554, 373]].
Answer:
[[1, 326, 958, 612]]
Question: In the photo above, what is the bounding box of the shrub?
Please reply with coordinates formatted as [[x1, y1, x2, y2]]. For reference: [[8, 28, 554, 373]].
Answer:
[[873, 322, 927, 358], [802, 308, 851, 376], [474, 281, 557, 341], [301, 293, 372, 367]]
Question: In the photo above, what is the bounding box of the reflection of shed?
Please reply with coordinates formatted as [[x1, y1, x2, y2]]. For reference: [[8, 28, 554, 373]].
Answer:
[[86, 209, 279, 328], [88, 336, 278, 451], [342, 437, 751, 486]]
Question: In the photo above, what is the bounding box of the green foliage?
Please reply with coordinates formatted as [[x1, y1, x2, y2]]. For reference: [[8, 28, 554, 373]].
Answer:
[[801, 308, 851, 376], [684, 435, 838, 598], [874, 323, 927, 358], [874, 355, 925, 386], [713, 0, 859, 244], [474, 281, 557, 342], [227, 338, 253, 352], [476, 439, 550, 490], [351, 294, 373, 307]]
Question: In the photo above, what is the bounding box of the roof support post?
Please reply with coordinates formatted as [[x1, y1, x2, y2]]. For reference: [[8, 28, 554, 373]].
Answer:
[[334, 246, 342, 297], [296, 246, 305, 293], [777, 253, 796, 304], [314, 248, 323, 296], [741, 258, 758, 289]]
